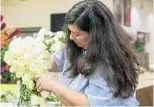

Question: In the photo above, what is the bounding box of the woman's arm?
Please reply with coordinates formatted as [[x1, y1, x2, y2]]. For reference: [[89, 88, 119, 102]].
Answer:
[[139, 66, 146, 74], [50, 48, 66, 72], [36, 75, 88, 106], [50, 56, 60, 72], [50, 79, 88, 106]]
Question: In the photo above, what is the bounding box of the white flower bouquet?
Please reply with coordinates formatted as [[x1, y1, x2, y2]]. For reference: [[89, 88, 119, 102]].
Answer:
[[4, 28, 66, 106], [36, 28, 66, 53]]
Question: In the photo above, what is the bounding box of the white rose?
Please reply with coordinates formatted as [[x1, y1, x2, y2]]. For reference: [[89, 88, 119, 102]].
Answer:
[[55, 31, 66, 39], [3, 51, 11, 64], [31, 94, 39, 106], [9, 38, 23, 54], [36, 28, 48, 41], [9, 67, 16, 73], [47, 31, 54, 37], [16, 70, 24, 78], [38, 28, 47, 37], [41, 90, 50, 98], [38, 97, 46, 106], [50, 41, 64, 53], [22, 74, 34, 90], [27, 82, 34, 90]]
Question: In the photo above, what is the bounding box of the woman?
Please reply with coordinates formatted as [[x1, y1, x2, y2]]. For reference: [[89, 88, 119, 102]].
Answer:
[[36, 0, 139, 106]]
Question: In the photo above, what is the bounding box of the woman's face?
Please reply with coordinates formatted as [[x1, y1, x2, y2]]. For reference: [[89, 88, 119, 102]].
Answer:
[[68, 24, 89, 49]]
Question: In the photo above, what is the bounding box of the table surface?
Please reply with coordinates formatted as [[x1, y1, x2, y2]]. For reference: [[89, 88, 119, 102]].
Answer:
[[0, 102, 60, 107], [0, 72, 153, 94], [137, 71, 154, 89]]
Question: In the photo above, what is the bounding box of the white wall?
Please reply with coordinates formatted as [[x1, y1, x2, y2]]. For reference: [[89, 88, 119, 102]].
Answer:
[[1, 0, 153, 64], [1, 0, 113, 31], [2, 0, 80, 31], [122, 0, 153, 64]]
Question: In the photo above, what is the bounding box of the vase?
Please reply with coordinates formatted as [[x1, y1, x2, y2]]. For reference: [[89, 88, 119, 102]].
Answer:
[[16, 80, 61, 106], [16, 80, 21, 106], [46, 101, 61, 107]]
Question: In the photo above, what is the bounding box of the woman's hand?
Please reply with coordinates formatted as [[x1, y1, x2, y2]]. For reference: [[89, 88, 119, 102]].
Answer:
[[36, 74, 54, 92], [36, 74, 88, 106]]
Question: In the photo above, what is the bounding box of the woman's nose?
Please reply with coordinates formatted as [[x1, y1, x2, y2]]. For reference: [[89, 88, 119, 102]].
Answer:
[[70, 33, 75, 40]]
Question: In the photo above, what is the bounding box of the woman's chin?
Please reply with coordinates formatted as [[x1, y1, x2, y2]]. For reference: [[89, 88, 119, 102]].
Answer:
[[76, 44, 82, 47], [77, 45, 84, 48], [77, 45, 82, 48]]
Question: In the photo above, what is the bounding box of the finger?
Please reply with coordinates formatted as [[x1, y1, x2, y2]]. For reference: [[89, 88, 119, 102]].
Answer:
[[36, 82, 39, 89], [36, 82, 41, 92], [35, 74, 40, 80], [38, 85, 43, 92], [40, 74, 47, 78], [36, 78, 42, 88], [36, 79, 41, 88]]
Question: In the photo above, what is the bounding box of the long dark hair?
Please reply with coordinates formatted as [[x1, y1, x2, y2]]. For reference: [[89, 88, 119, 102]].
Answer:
[[62, 0, 138, 98]]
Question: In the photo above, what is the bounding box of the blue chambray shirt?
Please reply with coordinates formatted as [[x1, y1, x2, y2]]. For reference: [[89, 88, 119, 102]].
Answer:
[[53, 49, 139, 106]]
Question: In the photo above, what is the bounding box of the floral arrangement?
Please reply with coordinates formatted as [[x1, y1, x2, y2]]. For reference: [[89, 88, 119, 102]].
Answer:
[[4, 28, 66, 106], [36, 28, 65, 53], [134, 38, 146, 53], [0, 91, 16, 103], [0, 14, 20, 83]]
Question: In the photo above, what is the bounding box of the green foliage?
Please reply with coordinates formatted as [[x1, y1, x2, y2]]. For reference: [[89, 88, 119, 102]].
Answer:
[[1, 45, 9, 66], [0, 91, 16, 103], [0, 95, 8, 102], [20, 85, 32, 101], [43, 39, 56, 54], [47, 95, 62, 106], [134, 38, 146, 53], [1, 71, 11, 81], [59, 36, 66, 43], [11, 73, 18, 82], [18, 83, 32, 106], [1, 45, 13, 83]]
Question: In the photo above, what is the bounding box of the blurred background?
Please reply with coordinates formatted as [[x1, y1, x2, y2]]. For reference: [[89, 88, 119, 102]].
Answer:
[[0, 0, 154, 106]]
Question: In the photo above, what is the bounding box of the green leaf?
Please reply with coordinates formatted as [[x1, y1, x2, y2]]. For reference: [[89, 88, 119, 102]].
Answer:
[[0, 95, 8, 102]]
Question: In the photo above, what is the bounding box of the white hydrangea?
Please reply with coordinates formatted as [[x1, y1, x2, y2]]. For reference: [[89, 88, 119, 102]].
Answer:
[[49, 40, 65, 53], [54, 31, 66, 40], [31, 94, 46, 106], [41, 90, 50, 99], [22, 74, 34, 90], [31, 94, 39, 106], [4, 28, 65, 105], [4, 36, 52, 96], [36, 28, 54, 42], [36, 28, 66, 53]]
